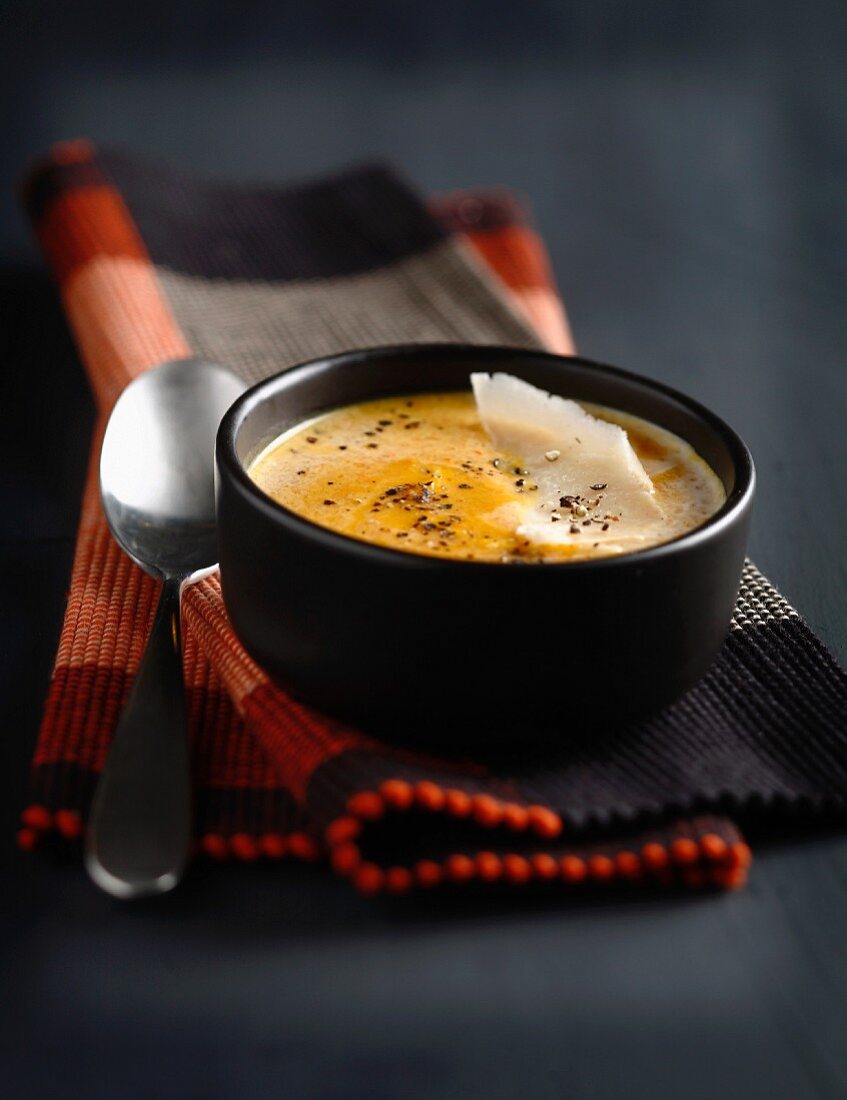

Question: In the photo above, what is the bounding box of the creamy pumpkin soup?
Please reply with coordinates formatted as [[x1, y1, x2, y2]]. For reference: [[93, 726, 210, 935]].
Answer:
[[248, 375, 725, 563]]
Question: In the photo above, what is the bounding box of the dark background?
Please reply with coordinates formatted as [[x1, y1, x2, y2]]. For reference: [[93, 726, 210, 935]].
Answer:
[[3, 3, 846, 1098]]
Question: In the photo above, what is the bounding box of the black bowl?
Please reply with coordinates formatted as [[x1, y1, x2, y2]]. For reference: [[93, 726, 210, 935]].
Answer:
[[216, 344, 754, 746]]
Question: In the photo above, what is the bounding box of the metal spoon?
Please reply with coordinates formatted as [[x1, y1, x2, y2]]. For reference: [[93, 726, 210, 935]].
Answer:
[[86, 357, 245, 899]]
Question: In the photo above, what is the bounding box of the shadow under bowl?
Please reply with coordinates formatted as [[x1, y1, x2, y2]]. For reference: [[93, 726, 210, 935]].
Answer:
[[215, 344, 754, 749]]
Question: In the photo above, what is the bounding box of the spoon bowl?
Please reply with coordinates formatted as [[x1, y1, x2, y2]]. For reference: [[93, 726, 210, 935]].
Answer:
[[100, 359, 242, 577]]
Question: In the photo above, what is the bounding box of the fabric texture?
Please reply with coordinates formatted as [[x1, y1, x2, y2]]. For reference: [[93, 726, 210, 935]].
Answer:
[[18, 140, 847, 896]]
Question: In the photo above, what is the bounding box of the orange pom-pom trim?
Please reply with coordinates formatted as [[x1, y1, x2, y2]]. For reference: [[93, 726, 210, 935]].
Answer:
[[472, 793, 504, 827], [288, 832, 321, 861], [501, 803, 530, 830], [355, 862, 384, 895], [259, 834, 288, 860], [330, 842, 360, 875], [444, 789, 473, 817], [347, 791, 384, 821], [380, 779, 414, 811], [21, 805, 52, 831], [54, 809, 83, 839], [445, 853, 475, 882], [700, 833, 728, 861], [229, 833, 259, 861], [325, 816, 361, 845], [641, 842, 669, 872], [503, 854, 532, 884], [560, 855, 587, 883], [728, 841, 752, 869], [527, 805, 562, 839], [415, 781, 447, 812], [531, 853, 559, 879], [588, 854, 616, 881], [670, 837, 700, 865], [201, 833, 229, 860], [385, 867, 414, 895], [476, 851, 503, 881], [614, 851, 642, 880], [17, 827, 39, 852], [415, 860, 443, 888]]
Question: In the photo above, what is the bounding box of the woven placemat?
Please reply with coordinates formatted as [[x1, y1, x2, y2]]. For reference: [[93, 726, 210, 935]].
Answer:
[[18, 141, 847, 895]]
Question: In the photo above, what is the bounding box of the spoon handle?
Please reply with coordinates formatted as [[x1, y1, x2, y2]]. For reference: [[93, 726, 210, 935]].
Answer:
[[85, 576, 192, 898]]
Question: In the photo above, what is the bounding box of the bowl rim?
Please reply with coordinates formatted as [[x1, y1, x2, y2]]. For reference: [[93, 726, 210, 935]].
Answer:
[[216, 343, 756, 572]]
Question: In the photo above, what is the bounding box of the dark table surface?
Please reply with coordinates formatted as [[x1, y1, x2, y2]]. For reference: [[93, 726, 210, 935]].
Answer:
[[3, 3, 847, 1097]]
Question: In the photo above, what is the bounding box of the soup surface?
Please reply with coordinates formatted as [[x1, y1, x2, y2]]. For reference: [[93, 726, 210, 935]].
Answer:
[[248, 391, 726, 563]]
